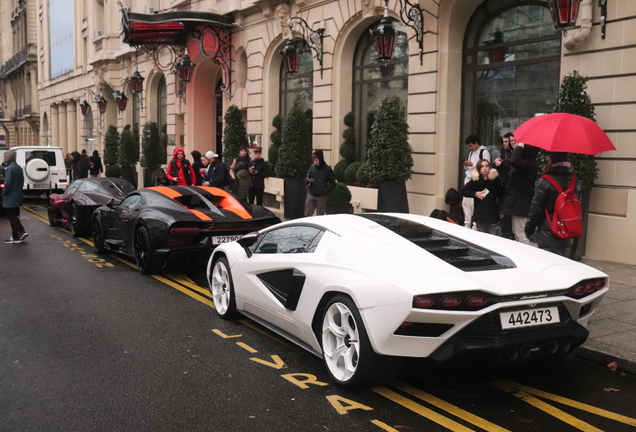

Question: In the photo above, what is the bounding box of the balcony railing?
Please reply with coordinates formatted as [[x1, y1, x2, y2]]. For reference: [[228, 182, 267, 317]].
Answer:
[[3, 44, 37, 75]]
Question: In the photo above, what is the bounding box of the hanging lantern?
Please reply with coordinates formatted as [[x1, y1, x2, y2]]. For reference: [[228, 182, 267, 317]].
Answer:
[[371, 3, 397, 62], [79, 100, 90, 116], [113, 92, 128, 111], [176, 54, 195, 84], [130, 71, 145, 94], [97, 96, 108, 114], [547, 0, 582, 30], [280, 37, 302, 74]]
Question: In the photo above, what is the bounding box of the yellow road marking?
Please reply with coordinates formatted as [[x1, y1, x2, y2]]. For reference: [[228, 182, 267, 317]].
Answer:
[[371, 420, 401, 432], [212, 329, 242, 338], [164, 273, 211, 298], [372, 387, 475, 432], [394, 381, 511, 432], [151, 274, 214, 308], [495, 379, 636, 427], [250, 355, 286, 369], [236, 342, 258, 353]]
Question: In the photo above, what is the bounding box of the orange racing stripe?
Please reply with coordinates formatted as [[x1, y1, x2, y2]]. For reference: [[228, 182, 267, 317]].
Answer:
[[147, 186, 212, 221], [196, 186, 252, 219]]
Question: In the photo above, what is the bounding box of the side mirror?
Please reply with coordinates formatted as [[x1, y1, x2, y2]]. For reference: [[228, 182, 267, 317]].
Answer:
[[107, 198, 117, 208], [237, 232, 259, 257]]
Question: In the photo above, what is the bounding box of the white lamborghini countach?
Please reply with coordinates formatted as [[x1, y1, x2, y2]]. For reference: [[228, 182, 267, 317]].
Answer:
[[206, 213, 608, 388]]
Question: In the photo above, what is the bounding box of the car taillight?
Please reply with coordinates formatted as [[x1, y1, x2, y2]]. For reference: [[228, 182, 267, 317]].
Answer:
[[440, 295, 462, 307], [413, 295, 436, 308], [465, 295, 488, 307], [567, 277, 607, 299], [169, 227, 214, 234]]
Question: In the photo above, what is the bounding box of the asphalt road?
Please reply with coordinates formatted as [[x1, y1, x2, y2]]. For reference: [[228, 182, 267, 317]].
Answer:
[[1, 200, 636, 431]]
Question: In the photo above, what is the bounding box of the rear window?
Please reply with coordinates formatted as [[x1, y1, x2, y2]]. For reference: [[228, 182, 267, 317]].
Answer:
[[26, 151, 58, 167]]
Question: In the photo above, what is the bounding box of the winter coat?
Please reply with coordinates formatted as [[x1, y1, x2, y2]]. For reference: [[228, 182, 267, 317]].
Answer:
[[306, 150, 335, 197], [496, 147, 514, 188], [500, 145, 539, 217], [248, 158, 269, 189], [235, 168, 251, 200], [2, 160, 24, 208], [166, 147, 196, 186], [89, 154, 103, 176], [191, 151, 204, 185], [72, 151, 89, 180], [444, 188, 465, 226], [525, 165, 579, 252], [205, 159, 230, 188], [460, 169, 504, 224]]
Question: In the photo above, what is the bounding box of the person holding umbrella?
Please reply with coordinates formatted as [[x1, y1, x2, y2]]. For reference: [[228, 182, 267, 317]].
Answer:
[[525, 152, 580, 256]]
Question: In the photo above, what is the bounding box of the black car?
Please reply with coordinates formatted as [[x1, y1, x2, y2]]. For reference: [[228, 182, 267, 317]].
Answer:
[[91, 186, 281, 275], [47, 177, 136, 237]]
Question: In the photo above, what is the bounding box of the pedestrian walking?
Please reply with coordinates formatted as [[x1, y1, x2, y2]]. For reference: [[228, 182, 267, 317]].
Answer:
[[248, 147, 269, 205], [166, 147, 196, 186], [72, 151, 89, 180], [304, 149, 335, 217], [2, 150, 28, 244], [494, 133, 516, 239], [462, 135, 490, 229], [89, 150, 104, 178]]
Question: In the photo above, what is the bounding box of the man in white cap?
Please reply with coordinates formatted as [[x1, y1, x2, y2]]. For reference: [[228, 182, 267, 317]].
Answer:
[[202, 151, 229, 188]]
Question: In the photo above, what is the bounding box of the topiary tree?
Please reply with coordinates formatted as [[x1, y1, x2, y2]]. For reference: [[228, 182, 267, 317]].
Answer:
[[223, 105, 249, 166], [553, 70, 598, 190], [268, 114, 283, 176], [118, 125, 139, 167], [140, 121, 163, 171], [276, 106, 313, 178], [333, 159, 349, 183], [340, 112, 357, 163], [160, 124, 168, 163], [327, 181, 353, 211], [103, 125, 119, 167], [366, 95, 413, 182], [356, 162, 372, 187], [344, 161, 362, 186]]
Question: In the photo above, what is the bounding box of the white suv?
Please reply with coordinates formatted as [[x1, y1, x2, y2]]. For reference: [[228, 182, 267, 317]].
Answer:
[[10, 146, 70, 192]]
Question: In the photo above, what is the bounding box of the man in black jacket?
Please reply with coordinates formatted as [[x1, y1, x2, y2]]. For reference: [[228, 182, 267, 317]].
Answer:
[[89, 150, 104, 178], [304, 149, 335, 217], [202, 151, 229, 189], [248, 148, 269, 205]]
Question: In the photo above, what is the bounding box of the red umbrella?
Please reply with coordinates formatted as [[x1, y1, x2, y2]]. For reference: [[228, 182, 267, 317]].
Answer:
[[513, 113, 616, 155]]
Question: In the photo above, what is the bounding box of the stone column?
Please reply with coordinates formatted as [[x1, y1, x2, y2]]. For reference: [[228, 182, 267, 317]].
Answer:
[[51, 104, 60, 149], [67, 100, 77, 154], [59, 103, 68, 154]]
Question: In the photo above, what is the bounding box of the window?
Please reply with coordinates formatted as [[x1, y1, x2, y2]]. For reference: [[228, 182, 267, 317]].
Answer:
[[255, 226, 324, 254], [26, 151, 58, 166], [461, 0, 560, 163], [49, 0, 75, 78], [119, 194, 142, 210], [280, 41, 313, 117], [353, 20, 408, 161], [157, 76, 167, 135]]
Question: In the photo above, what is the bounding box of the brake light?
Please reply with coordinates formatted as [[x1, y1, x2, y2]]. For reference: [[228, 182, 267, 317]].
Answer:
[[169, 227, 214, 234], [567, 277, 607, 299], [413, 295, 435, 308], [594, 279, 606, 290], [440, 296, 462, 307], [465, 295, 488, 307]]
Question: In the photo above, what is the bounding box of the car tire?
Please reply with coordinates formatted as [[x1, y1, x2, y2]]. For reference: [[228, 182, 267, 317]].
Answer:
[[70, 203, 80, 237], [320, 295, 400, 388], [209, 257, 238, 319], [47, 200, 58, 227], [92, 217, 106, 254], [134, 226, 155, 275]]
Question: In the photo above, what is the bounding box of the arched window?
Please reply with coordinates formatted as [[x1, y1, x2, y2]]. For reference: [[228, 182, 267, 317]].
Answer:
[[353, 20, 408, 161], [157, 75, 167, 136], [279, 41, 313, 117], [461, 0, 560, 162]]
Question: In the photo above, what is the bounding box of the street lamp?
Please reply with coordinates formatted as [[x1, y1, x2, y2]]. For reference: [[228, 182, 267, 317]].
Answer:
[[129, 71, 145, 94], [176, 53, 195, 84], [547, 0, 581, 30], [113, 91, 129, 111], [371, 0, 425, 65], [281, 17, 324, 78], [96, 96, 108, 114], [79, 100, 91, 116], [280, 34, 302, 75]]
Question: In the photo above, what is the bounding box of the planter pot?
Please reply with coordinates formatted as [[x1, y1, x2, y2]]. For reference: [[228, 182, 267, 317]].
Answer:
[[326, 203, 353, 215], [283, 177, 307, 219], [120, 165, 137, 188], [377, 181, 409, 213]]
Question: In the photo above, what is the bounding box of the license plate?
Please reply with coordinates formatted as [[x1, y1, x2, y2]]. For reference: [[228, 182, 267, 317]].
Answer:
[[212, 235, 243, 245], [500, 307, 560, 329], [32, 183, 49, 189]]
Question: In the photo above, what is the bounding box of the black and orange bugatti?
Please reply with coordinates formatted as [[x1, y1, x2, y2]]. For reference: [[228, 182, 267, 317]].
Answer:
[[91, 186, 281, 274]]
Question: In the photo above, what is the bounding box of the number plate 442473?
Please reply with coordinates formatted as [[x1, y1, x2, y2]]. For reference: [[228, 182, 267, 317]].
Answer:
[[500, 307, 560, 330]]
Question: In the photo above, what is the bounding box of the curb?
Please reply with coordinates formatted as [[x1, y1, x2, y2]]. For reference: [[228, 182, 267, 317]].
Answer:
[[571, 346, 636, 375]]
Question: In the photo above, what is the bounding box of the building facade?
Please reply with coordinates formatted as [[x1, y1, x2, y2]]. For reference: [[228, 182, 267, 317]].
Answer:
[[31, 0, 636, 265], [0, 0, 40, 149]]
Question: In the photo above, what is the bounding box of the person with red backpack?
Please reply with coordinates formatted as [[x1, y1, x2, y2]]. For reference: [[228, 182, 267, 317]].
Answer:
[[525, 152, 582, 257]]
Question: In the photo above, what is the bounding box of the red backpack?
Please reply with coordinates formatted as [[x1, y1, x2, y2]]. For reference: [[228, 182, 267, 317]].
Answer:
[[541, 174, 583, 239]]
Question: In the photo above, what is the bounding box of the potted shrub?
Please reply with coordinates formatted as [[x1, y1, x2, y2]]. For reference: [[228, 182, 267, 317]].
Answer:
[[268, 114, 283, 176], [103, 124, 120, 177], [140, 121, 163, 187], [326, 182, 353, 214], [366, 95, 413, 212], [344, 161, 362, 186], [118, 124, 139, 187], [276, 106, 313, 219], [223, 105, 249, 166]]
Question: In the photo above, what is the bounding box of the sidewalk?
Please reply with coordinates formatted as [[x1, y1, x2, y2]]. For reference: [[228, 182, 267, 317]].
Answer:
[[573, 258, 636, 374]]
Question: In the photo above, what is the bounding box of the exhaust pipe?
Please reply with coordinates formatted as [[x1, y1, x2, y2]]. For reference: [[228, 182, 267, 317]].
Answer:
[[547, 340, 559, 354], [560, 339, 572, 352], [507, 346, 519, 361], [520, 345, 531, 358]]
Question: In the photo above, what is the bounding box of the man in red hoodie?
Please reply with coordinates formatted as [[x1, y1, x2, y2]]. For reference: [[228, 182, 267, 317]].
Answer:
[[166, 147, 196, 186]]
